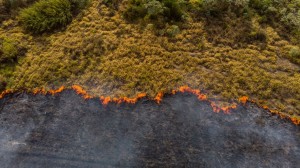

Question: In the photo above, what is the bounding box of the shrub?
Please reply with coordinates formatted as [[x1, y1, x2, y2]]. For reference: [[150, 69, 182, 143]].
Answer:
[[161, 0, 184, 21], [289, 46, 300, 59], [195, 0, 250, 17], [123, 0, 147, 22], [124, 0, 185, 23], [166, 24, 180, 37], [0, 38, 18, 63], [249, 0, 272, 12], [18, 0, 72, 33], [3, 0, 38, 11], [0, 37, 26, 63]]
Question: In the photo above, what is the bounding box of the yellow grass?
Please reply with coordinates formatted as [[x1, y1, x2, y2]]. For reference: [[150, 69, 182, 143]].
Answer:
[[0, 0, 299, 116]]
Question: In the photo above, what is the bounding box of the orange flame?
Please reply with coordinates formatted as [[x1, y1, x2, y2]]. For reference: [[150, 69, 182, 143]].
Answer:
[[239, 96, 248, 104], [0, 89, 13, 99], [49, 86, 65, 95], [0, 85, 299, 125], [100, 96, 111, 105], [101, 93, 147, 105], [154, 92, 164, 104], [72, 85, 92, 99]]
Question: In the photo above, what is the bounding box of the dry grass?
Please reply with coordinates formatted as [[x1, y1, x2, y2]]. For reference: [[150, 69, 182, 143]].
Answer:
[[0, 0, 299, 117]]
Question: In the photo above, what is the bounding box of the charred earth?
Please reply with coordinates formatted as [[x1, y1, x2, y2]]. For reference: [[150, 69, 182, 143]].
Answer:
[[0, 90, 299, 167]]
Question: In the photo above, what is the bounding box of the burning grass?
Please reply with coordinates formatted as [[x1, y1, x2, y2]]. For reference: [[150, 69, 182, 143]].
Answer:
[[0, 0, 299, 118], [1, 84, 299, 125]]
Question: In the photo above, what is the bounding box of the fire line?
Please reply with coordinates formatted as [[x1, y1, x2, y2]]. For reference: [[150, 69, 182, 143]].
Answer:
[[0, 85, 299, 125]]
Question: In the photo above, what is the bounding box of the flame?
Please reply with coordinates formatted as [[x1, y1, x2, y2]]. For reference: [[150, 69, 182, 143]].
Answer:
[[72, 85, 93, 99], [100, 96, 111, 105], [0, 89, 13, 99], [101, 93, 147, 105], [177, 85, 234, 113], [49, 86, 65, 95], [178, 85, 208, 100], [154, 92, 164, 104], [0, 85, 299, 125], [239, 96, 248, 104]]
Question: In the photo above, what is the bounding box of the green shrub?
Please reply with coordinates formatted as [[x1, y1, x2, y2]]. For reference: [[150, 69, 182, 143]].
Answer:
[[123, 0, 147, 22], [18, 0, 72, 33], [195, 0, 250, 17], [166, 24, 180, 37], [0, 37, 26, 63], [124, 0, 185, 23], [249, 0, 272, 12], [3, 0, 38, 11], [289, 46, 300, 59], [0, 38, 18, 63]]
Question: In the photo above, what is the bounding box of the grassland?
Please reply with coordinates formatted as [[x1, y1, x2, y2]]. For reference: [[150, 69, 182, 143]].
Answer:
[[0, 0, 300, 117]]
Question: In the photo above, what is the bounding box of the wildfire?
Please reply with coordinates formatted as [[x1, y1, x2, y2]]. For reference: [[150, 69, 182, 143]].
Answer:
[[239, 96, 249, 104], [72, 85, 93, 99], [0, 85, 299, 125], [0, 89, 13, 99], [154, 92, 164, 104]]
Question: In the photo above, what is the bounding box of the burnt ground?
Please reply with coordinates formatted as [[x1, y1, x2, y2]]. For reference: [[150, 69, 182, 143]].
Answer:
[[0, 90, 299, 168]]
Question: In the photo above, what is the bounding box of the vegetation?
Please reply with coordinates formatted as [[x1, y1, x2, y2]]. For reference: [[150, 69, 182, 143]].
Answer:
[[0, 0, 299, 117], [123, 0, 185, 27], [3, 0, 38, 11], [18, 0, 72, 33], [0, 37, 26, 63]]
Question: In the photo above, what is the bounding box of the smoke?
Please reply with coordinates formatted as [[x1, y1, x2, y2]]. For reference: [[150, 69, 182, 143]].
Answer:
[[0, 90, 299, 167]]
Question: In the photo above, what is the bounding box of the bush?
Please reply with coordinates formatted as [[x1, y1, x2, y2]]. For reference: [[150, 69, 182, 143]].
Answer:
[[123, 0, 147, 22], [18, 0, 72, 33], [166, 24, 180, 37], [0, 37, 27, 63], [195, 0, 250, 17], [124, 0, 185, 23], [0, 38, 18, 63], [3, 0, 38, 11], [289, 46, 300, 59]]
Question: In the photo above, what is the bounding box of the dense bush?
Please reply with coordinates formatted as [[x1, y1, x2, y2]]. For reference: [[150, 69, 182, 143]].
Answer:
[[18, 0, 72, 33], [3, 0, 38, 11], [0, 38, 19, 63], [124, 0, 185, 24], [192, 0, 250, 17]]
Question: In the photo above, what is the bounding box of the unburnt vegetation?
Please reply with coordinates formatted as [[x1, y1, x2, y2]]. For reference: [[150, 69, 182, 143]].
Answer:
[[0, 0, 299, 118]]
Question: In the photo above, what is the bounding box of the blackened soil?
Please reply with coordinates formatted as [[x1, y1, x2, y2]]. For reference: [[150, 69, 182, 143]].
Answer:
[[0, 90, 299, 168]]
